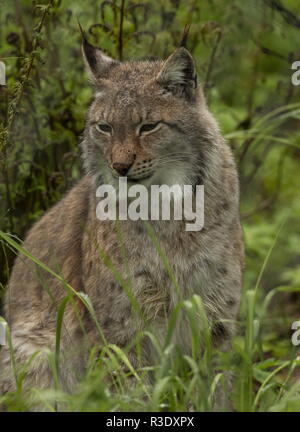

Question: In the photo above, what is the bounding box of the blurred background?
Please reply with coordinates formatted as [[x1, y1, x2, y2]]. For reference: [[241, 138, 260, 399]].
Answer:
[[1, 0, 300, 363]]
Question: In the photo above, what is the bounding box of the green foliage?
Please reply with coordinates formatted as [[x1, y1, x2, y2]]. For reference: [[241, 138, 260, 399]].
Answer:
[[1, 0, 300, 412]]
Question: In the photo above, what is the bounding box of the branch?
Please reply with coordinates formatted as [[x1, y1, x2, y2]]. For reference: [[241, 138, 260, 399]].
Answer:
[[0, 0, 55, 165]]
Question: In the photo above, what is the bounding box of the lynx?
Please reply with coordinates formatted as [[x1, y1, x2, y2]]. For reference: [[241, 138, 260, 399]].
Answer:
[[0, 33, 244, 408]]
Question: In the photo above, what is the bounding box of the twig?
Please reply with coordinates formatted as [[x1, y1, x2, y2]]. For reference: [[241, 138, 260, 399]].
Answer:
[[0, 0, 54, 166], [118, 0, 126, 61], [263, 0, 300, 30], [241, 197, 274, 220], [204, 29, 222, 103]]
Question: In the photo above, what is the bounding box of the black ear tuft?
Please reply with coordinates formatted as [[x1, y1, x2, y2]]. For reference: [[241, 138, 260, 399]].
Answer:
[[79, 21, 118, 81], [77, 18, 86, 40], [179, 24, 191, 48]]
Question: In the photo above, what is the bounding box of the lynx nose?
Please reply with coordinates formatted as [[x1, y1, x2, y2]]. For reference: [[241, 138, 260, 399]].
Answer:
[[112, 162, 132, 176]]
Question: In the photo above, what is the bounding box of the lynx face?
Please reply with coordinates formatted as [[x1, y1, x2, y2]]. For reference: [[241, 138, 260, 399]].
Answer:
[[81, 37, 210, 189]]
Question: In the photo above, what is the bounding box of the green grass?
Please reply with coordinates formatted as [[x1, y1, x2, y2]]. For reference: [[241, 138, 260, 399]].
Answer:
[[1, 0, 300, 413], [0, 222, 300, 413]]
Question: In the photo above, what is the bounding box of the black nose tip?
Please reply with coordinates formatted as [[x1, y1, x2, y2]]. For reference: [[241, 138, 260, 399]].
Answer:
[[112, 162, 132, 176]]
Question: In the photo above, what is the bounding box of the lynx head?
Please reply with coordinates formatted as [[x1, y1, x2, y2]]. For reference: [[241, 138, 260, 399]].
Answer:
[[81, 34, 218, 189]]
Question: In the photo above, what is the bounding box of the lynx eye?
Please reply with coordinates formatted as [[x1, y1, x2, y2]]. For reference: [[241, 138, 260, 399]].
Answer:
[[96, 123, 113, 134], [139, 122, 160, 135]]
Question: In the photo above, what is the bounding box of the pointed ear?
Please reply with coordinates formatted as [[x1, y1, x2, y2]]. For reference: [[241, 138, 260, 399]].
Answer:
[[156, 47, 197, 99], [82, 36, 118, 82]]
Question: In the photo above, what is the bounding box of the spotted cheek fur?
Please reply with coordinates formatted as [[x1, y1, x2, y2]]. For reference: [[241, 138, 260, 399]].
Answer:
[[129, 158, 155, 180]]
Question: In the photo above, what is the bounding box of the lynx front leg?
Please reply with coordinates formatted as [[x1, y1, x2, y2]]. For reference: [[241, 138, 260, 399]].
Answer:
[[0, 334, 55, 411], [0, 322, 88, 411], [0, 345, 16, 396]]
